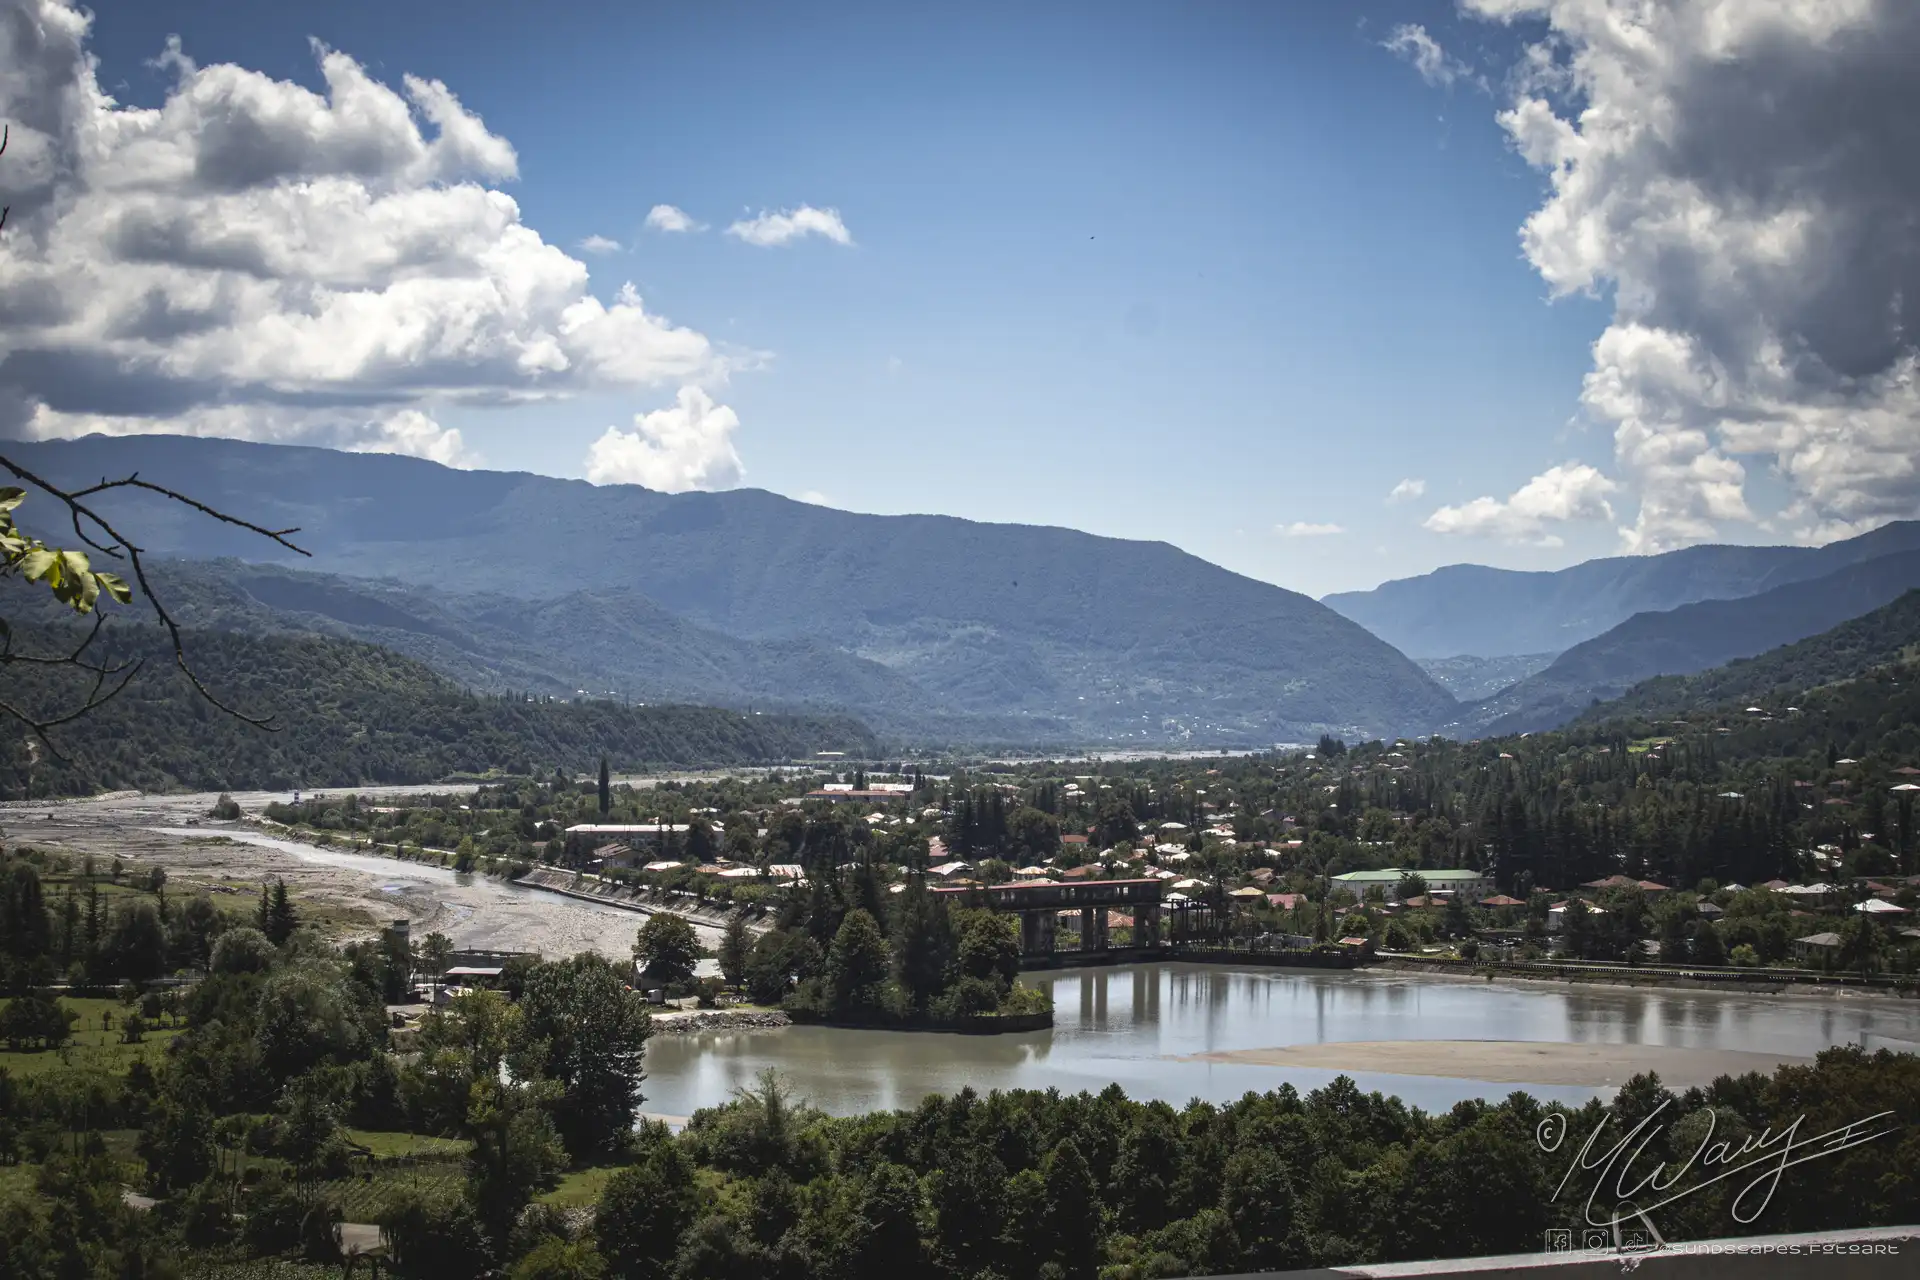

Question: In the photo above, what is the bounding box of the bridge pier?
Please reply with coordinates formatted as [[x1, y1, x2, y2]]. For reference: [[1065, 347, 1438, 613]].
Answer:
[[1080, 906, 1108, 951], [1137, 903, 1161, 947], [1021, 909, 1056, 957]]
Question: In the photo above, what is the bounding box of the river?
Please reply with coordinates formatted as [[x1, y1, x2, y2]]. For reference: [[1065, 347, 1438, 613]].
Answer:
[[30, 815, 1920, 1119], [641, 962, 1920, 1118]]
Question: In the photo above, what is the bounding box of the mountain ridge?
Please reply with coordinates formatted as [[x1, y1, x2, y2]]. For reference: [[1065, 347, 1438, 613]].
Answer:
[[1442, 549, 1920, 736], [3, 434, 1457, 742], [1324, 521, 1920, 658]]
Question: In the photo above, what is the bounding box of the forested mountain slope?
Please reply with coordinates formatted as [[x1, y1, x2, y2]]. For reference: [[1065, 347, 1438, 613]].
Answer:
[[0, 625, 875, 797], [1324, 521, 1920, 658], [1444, 550, 1920, 737], [4, 435, 1456, 741], [1578, 591, 1920, 726]]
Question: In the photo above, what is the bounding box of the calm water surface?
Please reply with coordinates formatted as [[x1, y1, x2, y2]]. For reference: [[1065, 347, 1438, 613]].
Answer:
[[643, 963, 1920, 1116], [159, 836, 1920, 1117]]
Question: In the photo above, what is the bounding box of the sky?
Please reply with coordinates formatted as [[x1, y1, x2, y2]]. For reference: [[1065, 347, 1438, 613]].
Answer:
[[2, 0, 1916, 598]]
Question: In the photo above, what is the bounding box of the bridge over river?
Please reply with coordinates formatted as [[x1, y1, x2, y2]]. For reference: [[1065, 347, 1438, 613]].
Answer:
[[934, 877, 1172, 957]]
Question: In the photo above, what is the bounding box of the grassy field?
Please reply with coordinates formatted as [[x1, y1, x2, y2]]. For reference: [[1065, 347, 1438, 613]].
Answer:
[[539, 1162, 632, 1208], [343, 1129, 471, 1159], [0, 996, 185, 1076]]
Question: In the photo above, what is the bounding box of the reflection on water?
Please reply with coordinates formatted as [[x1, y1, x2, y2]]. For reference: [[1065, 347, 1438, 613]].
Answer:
[[642, 963, 1920, 1119]]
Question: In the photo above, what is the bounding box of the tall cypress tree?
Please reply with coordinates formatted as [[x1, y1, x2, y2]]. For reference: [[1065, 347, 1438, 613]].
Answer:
[[598, 757, 612, 816]]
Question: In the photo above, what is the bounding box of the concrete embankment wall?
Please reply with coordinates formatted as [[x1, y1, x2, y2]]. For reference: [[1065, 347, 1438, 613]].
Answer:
[[513, 867, 748, 931]]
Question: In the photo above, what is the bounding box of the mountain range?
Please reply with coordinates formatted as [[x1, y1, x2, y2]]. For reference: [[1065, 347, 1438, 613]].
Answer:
[[1323, 521, 1920, 658], [1441, 550, 1920, 736], [3, 434, 1456, 744], [13, 433, 1920, 752], [1575, 589, 1920, 728]]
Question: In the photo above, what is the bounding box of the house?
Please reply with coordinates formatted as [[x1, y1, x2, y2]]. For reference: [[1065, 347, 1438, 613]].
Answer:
[[1061, 834, 1089, 848], [767, 864, 805, 880], [641, 860, 684, 873], [929, 861, 973, 878], [1478, 894, 1526, 908], [1582, 874, 1668, 896], [1793, 932, 1844, 961], [1228, 886, 1265, 901], [565, 824, 690, 859], [804, 789, 914, 803], [1267, 892, 1306, 911], [1696, 900, 1725, 919], [1546, 901, 1608, 933], [1329, 868, 1493, 899], [1854, 899, 1911, 916]]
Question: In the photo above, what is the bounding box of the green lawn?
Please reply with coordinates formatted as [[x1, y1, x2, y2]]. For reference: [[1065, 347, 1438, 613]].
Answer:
[[342, 1129, 471, 1160], [539, 1162, 635, 1208], [0, 996, 184, 1076]]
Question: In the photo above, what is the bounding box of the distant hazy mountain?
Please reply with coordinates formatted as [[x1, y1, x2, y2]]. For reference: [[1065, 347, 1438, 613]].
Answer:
[[1577, 590, 1920, 726], [138, 560, 1070, 744], [5, 435, 1458, 742], [1442, 549, 1920, 736], [1323, 521, 1920, 658], [1414, 653, 1557, 702]]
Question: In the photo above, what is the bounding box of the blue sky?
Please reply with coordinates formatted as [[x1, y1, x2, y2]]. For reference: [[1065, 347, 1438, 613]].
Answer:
[[43, 2, 1902, 598]]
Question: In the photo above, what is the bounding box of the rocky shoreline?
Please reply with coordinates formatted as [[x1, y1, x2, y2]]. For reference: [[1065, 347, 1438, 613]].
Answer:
[[648, 1009, 792, 1035]]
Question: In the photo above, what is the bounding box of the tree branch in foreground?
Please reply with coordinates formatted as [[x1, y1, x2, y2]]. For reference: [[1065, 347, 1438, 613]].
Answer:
[[0, 453, 310, 757]]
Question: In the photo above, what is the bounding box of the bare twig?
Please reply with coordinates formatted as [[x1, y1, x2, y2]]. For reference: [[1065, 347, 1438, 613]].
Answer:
[[0, 451, 310, 755]]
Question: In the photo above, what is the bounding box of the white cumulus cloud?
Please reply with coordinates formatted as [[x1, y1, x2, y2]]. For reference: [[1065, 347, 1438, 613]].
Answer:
[[576, 234, 621, 254], [1424, 462, 1617, 546], [726, 205, 854, 248], [1387, 478, 1427, 503], [645, 204, 699, 233], [1277, 521, 1344, 538], [0, 0, 727, 460], [346, 409, 477, 467], [1457, 0, 1920, 550], [584, 386, 743, 493]]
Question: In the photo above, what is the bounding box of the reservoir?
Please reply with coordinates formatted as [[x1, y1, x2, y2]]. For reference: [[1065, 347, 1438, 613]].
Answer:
[[642, 962, 1920, 1117], [137, 827, 1920, 1117]]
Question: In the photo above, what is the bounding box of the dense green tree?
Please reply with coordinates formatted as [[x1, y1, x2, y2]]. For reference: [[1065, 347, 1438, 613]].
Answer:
[[262, 879, 299, 946], [843, 1161, 925, 1280], [210, 926, 275, 975], [515, 955, 653, 1160], [955, 910, 1020, 991], [466, 1077, 568, 1229], [595, 1138, 698, 1280], [136, 1096, 217, 1193], [825, 909, 890, 1018], [634, 914, 701, 987], [512, 1237, 609, 1280], [717, 914, 751, 986], [888, 879, 954, 1011], [743, 928, 817, 1007], [1041, 1138, 1101, 1278]]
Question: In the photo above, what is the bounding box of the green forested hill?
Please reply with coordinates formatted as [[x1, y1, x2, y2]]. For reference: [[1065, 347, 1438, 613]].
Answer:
[[1578, 590, 1920, 725], [1446, 550, 1920, 736], [1, 626, 876, 797]]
